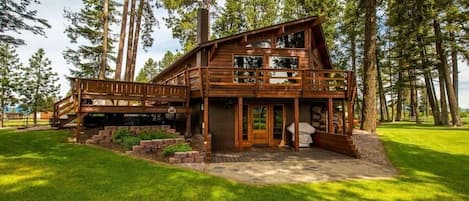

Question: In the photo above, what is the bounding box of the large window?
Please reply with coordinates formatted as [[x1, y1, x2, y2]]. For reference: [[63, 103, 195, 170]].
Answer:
[[276, 31, 305, 48], [269, 56, 298, 69], [233, 56, 263, 83], [269, 56, 299, 83], [233, 56, 263, 68]]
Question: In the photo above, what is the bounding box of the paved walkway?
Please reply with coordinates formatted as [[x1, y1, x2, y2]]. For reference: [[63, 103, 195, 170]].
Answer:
[[207, 148, 397, 184]]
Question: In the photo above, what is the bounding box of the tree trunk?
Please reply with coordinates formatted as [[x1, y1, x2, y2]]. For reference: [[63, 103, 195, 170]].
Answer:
[[450, 31, 458, 109], [408, 67, 417, 121], [99, 0, 109, 80], [377, 48, 389, 122], [115, 0, 129, 81], [128, 0, 145, 81], [395, 70, 403, 121], [351, 35, 360, 119], [419, 40, 441, 125], [124, 0, 137, 81], [433, 19, 462, 126], [360, 0, 377, 132], [0, 98, 4, 128]]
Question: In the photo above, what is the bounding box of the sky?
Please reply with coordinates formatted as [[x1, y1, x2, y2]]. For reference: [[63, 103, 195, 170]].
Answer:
[[12, 0, 469, 109]]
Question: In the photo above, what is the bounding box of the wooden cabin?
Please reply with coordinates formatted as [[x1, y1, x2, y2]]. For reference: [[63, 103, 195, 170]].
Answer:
[[51, 9, 357, 158]]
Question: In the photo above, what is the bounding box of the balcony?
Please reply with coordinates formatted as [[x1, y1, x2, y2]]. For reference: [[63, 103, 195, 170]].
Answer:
[[167, 67, 355, 99]]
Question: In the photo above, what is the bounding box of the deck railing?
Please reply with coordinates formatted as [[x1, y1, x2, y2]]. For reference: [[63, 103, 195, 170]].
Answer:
[[74, 78, 187, 100], [184, 67, 354, 98]]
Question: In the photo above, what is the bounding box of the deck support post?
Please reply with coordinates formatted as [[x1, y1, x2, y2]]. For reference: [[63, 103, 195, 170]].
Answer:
[[237, 97, 243, 150], [294, 98, 300, 152], [203, 97, 210, 160], [75, 113, 82, 143], [347, 100, 354, 135], [328, 98, 334, 134]]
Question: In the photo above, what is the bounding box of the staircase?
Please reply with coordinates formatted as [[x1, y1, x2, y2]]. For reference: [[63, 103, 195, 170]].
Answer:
[[50, 95, 85, 128]]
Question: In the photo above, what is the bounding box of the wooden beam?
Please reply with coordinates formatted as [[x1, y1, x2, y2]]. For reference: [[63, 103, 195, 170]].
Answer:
[[240, 34, 248, 45], [203, 97, 209, 149], [277, 25, 285, 35], [328, 98, 334, 133], [75, 113, 82, 142], [80, 106, 187, 113], [209, 43, 217, 62], [347, 100, 354, 135], [294, 98, 300, 151], [237, 97, 243, 150]]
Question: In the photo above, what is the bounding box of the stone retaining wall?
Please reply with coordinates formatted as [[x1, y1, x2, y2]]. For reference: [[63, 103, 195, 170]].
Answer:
[[168, 151, 202, 163], [130, 138, 185, 154], [85, 125, 179, 144]]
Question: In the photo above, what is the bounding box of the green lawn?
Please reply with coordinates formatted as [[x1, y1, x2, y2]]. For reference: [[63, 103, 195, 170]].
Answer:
[[0, 123, 468, 201], [2, 119, 49, 127]]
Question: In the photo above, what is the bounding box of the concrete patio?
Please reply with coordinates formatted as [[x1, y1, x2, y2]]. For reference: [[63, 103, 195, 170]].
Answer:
[[206, 148, 397, 184]]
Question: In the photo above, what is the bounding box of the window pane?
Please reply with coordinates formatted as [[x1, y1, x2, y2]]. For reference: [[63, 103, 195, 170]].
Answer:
[[252, 106, 267, 130], [276, 31, 305, 48], [269, 56, 298, 69], [246, 39, 272, 48], [269, 56, 299, 83], [233, 56, 263, 68], [233, 56, 263, 83], [242, 105, 248, 141]]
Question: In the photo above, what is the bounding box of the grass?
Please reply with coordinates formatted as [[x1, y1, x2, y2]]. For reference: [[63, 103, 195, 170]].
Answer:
[[0, 122, 468, 201], [2, 119, 49, 127]]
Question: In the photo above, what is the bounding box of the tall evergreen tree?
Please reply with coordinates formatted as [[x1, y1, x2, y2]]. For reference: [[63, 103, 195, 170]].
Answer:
[[135, 58, 158, 82], [361, 0, 378, 132], [63, 0, 120, 79], [0, 0, 50, 45], [18, 48, 60, 126], [0, 43, 20, 127]]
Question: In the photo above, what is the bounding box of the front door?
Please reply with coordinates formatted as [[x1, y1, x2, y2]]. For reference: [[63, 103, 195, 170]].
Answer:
[[251, 105, 268, 145]]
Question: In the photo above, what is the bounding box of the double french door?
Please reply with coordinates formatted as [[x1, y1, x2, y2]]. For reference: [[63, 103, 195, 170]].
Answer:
[[238, 104, 285, 148]]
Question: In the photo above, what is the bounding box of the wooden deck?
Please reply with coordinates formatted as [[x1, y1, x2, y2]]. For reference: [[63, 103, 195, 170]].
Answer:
[[162, 67, 355, 99], [51, 78, 188, 127]]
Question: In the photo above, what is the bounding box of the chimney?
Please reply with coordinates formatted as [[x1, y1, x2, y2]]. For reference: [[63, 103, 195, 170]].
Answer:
[[197, 8, 209, 44], [196, 7, 209, 66]]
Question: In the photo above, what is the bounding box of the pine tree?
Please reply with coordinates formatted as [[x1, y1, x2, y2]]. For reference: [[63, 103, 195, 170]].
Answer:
[[212, 0, 245, 38], [0, 0, 51, 45], [63, 0, 120, 79], [18, 49, 60, 126], [157, 50, 181, 71], [0, 43, 21, 127], [360, 0, 378, 132], [135, 58, 158, 82], [162, 0, 216, 52]]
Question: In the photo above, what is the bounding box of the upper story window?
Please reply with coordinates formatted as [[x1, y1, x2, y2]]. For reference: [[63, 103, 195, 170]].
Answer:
[[233, 56, 263, 68], [269, 56, 298, 69], [246, 39, 272, 48], [269, 56, 299, 83], [233, 55, 263, 83], [276, 31, 305, 48]]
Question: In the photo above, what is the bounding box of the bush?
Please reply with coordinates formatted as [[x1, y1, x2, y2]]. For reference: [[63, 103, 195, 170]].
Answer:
[[122, 136, 141, 150], [113, 128, 132, 144], [162, 143, 192, 157], [138, 130, 176, 140]]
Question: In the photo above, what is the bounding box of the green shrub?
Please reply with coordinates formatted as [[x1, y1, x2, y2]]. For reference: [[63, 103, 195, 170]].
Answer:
[[122, 136, 141, 150], [162, 143, 192, 157], [138, 130, 176, 140], [113, 128, 132, 144]]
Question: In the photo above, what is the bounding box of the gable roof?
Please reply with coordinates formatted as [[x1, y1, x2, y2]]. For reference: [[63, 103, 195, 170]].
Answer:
[[152, 15, 326, 82]]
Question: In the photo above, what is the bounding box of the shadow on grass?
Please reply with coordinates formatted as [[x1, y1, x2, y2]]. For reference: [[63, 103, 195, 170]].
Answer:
[[1, 129, 468, 201]]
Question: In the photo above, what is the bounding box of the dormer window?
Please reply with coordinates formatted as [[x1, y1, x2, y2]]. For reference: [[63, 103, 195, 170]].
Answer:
[[246, 39, 272, 48], [276, 31, 305, 48]]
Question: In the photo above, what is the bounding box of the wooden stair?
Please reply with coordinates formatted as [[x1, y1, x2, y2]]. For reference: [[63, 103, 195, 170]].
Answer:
[[50, 95, 83, 128]]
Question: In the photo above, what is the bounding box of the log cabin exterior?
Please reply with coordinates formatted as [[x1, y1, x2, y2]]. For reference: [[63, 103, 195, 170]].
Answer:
[[51, 10, 358, 159]]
